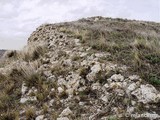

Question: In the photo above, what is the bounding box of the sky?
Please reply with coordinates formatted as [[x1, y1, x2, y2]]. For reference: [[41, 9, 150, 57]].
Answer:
[[0, 0, 160, 50]]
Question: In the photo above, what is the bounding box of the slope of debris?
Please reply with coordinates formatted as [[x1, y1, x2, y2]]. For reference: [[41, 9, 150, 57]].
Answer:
[[0, 17, 160, 120]]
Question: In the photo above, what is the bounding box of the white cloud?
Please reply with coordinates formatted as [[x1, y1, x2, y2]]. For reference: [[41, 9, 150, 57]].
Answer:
[[0, 0, 159, 50]]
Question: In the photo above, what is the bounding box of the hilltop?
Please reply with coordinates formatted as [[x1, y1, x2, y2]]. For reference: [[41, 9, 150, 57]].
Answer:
[[0, 16, 160, 120]]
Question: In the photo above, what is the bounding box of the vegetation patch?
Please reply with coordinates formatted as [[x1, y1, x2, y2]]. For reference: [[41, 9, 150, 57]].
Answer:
[[59, 20, 160, 87]]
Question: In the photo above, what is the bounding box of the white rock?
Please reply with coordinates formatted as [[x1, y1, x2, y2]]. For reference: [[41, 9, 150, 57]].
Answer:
[[57, 117, 69, 120], [86, 47, 92, 51], [60, 107, 73, 117], [66, 88, 74, 96], [101, 95, 109, 103], [131, 84, 160, 104], [131, 100, 136, 106], [20, 98, 27, 103], [94, 17, 99, 21], [91, 83, 101, 90], [127, 83, 137, 92], [65, 73, 80, 91], [91, 64, 101, 73], [58, 87, 64, 93], [122, 81, 128, 88], [104, 83, 109, 89], [86, 72, 96, 81], [74, 39, 81, 46], [116, 89, 125, 96], [111, 74, 124, 82], [63, 59, 72, 67], [127, 107, 135, 113], [49, 99, 54, 106], [47, 75, 56, 82], [79, 102, 85, 106], [36, 115, 44, 120], [95, 52, 110, 58], [80, 52, 87, 57], [57, 77, 66, 86], [43, 70, 52, 77], [21, 82, 28, 95], [20, 96, 37, 103]]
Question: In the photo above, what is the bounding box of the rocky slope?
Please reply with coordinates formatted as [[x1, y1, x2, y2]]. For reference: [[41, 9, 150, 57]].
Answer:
[[0, 17, 160, 120]]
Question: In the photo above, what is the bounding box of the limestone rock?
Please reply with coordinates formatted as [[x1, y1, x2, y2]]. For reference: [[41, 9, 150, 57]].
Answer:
[[36, 115, 44, 120], [110, 74, 124, 82], [131, 84, 160, 104], [21, 82, 28, 95], [20, 96, 37, 103], [60, 107, 73, 117], [127, 83, 137, 92], [91, 64, 101, 73], [129, 75, 140, 81]]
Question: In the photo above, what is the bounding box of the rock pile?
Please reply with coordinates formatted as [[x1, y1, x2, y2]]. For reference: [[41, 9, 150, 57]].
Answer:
[[1, 17, 160, 120], [19, 21, 160, 120]]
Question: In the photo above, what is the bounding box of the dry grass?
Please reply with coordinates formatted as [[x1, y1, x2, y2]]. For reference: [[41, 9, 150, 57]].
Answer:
[[0, 60, 45, 118], [59, 18, 160, 86], [0, 110, 19, 120], [0, 71, 22, 120], [3, 42, 48, 62], [17, 42, 48, 61], [25, 107, 36, 120], [51, 63, 71, 77]]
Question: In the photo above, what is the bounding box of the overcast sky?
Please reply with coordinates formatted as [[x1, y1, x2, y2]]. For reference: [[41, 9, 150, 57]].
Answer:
[[0, 0, 160, 50]]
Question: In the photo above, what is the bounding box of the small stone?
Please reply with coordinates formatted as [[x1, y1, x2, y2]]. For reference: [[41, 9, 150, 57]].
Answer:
[[43, 70, 52, 77], [91, 83, 101, 90], [80, 52, 87, 57], [111, 74, 124, 82], [58, 78, 66, 86], [127, 107, 135, 113], [58, 87, 64, 93], [101, 95, 109, 103], [66, 88, 74, 96], [116, 89, 125, 96], [122, 81, 127, 88], [91, 64, 101, 73], [20, 96, 37, 103], [79, 102, 85, 106], [104, 83, 109, 89], [74, 39, 81, 46], [36, 115, 44, 120], [131, 100, 136, 106], [86, 47, 92, 51], [95, 52, 111, 58], [21, 82, 28, 95], [51, 88, 55, 92], [127, 83, 137, 92], [47, 75, 56, 82], [86, 72, 96, 81], [49, 99, 54, 106], [63, 59, 72, 67], [60, 107, 73, 117]]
